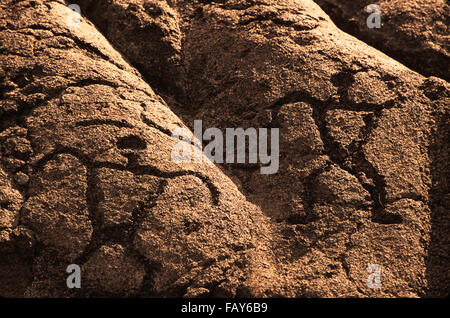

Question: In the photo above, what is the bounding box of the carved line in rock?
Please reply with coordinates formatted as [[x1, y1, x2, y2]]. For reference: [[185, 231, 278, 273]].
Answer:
[[21, 144, 221, 296], [265, 67, 410, 225], [10, 23, 128, 71]]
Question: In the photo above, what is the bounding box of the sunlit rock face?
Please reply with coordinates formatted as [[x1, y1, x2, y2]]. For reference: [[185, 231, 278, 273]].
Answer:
[[0, 0, 448, 298]]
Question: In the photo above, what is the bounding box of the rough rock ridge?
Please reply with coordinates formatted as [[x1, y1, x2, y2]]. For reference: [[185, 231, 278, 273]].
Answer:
[[314, 0, 449, 81], [0, 0, 448, 298]]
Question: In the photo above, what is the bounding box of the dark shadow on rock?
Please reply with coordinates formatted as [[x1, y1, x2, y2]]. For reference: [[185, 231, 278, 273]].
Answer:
[[425, 100, 449, 297]]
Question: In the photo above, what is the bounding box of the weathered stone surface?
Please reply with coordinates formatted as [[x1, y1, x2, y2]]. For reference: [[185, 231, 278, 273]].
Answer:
[[314, 0, 449, 81], [0, 0, 274, 298], [83, 243, 146, 296], [0, 0, 448, 298]]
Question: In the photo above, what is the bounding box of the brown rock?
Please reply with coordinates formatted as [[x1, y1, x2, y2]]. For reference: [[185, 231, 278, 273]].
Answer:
[[314, 0, 449, 81], [0, 0, 275, 298], [0, 0, 448, 298]]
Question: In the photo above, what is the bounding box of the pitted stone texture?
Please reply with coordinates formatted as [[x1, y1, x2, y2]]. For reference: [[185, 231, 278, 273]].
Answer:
[[77, 0, 448, 297], [1, 0, 448, 298], [278, 102, 324, 155], [83, 244, 146, 296], [22, 154, 92, 260], [134, 175, 265, 296], [0, 227, 34, 297], [0, 166, 23, 228], [0, 0, 274, 298], [312, 165, 371, 206], [315, 0, 449, 81], [97, 168, 162, 227]]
